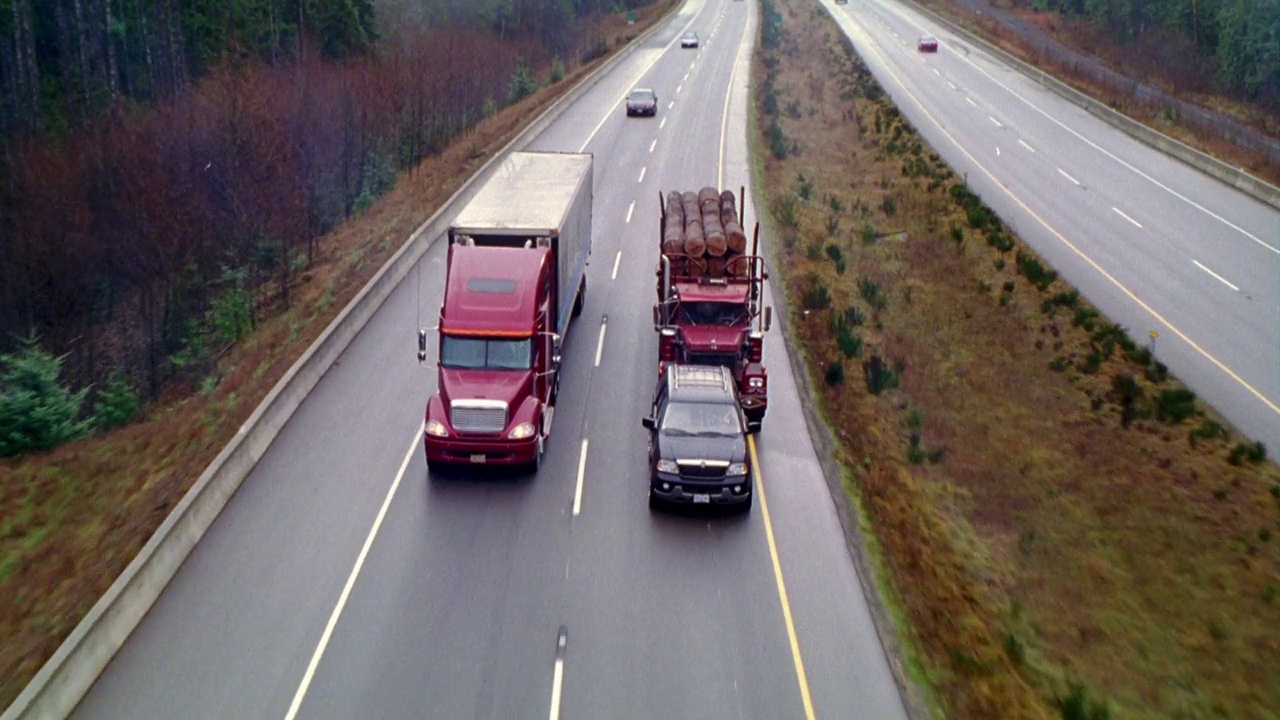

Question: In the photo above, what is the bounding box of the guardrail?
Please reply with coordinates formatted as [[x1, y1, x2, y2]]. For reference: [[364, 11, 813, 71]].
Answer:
[[910, 1, 1280, 212], [0, 5, 681, 718]]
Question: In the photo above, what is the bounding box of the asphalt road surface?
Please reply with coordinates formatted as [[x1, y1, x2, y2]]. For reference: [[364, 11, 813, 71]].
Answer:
[[72, 1, 912, 718], [826, 0, 1280, 457]]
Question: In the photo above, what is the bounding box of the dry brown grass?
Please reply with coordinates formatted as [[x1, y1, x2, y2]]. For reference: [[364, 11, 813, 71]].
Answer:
[[0, 2, 675, 708], [755, 1, 1280, 718]]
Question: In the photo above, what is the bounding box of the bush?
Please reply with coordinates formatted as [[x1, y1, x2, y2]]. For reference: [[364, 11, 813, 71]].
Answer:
[[797, 173, 814, 200], [0, 337, 92, 457], [767, 120, 788, 159], [825, 360, 845, 385], [802, 277, 832, 310], [859, 277, 887, 310], [549, 57, 566, 83], [859, 223, 878, 244], [1228, 440, 1267, 465], [775, 194, 799, 228], [843, 305, 866, 327], [1058, 682, 1111, 720], [507, 62, 540, 103], [1016, 252, 1058, 291], [1154, 387, 1197, 424], [880, 196, 897, 216], [836, 325, 863, 358], [1189, 419, 1227, 444], [864, 355, 900, 395], [94, 372, 141, 431]]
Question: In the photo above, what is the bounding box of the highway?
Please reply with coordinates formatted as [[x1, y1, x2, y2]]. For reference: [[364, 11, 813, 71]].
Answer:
[[70, 1, 911, 718], [823, 0, 1280, 456]]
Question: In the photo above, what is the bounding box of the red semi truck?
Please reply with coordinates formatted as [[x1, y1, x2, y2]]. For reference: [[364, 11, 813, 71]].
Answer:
[[419, 151, 592, 472], [653, 187, 772, 424]]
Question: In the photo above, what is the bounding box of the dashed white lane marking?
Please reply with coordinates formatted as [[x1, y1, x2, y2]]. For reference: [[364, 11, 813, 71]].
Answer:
[[947, 81, 957, 90], [649, 139, 656, 153], [283, 426, 421, 720], [668, 101, 674, 109], [611, 250, 622, 280], [594, 321, 607, 367], [638, 167, 646, 183], [1018, 138, 1035, 152], [1113, 207, 1143, 228], [932, 68, 941, 76], [996, 146, 1001, 156], [676, 84, 683, 93], [573, 439, 588, 516], [965, 97, 978, 107], [989, 116, 1002, 127], [547, 628, 567, 720], [626, 200, 635, 224], [1057, 168, 1080, 185], [659, 117, 667, 129], [1193, 260, 1240, 292]]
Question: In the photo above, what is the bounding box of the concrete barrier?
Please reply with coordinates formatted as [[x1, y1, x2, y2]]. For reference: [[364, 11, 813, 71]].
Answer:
[[911, 2, 1280, 212], [0, 5, 681, 718]]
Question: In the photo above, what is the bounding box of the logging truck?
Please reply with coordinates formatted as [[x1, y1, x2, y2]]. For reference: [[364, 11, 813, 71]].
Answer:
[[653, 187, 771, 425]]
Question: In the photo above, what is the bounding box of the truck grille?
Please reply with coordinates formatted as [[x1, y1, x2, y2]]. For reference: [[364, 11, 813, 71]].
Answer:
[[677, 459, 729, 479], [450, 399, 508, 433], [686, 352, 739, 369]]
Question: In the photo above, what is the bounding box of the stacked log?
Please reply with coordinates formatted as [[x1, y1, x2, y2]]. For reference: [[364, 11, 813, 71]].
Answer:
[[661, 188, 755, 279]]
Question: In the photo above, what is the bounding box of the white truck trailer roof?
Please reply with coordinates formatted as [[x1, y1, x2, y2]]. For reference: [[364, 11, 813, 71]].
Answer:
[[452, 151, 593, 237]]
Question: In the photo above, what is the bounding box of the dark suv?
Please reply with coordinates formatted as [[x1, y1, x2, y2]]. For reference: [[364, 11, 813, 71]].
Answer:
[[642, 365, 760, 512]]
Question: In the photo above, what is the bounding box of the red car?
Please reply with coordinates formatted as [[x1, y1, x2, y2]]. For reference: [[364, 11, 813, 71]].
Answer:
[[917, 34, 939, 52]]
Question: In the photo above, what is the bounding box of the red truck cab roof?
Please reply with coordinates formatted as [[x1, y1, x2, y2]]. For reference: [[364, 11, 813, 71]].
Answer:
[[674, 282, 750, 304], [441, 245, 547, 336]]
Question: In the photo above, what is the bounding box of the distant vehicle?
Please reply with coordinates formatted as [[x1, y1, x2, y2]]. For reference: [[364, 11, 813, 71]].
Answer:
[[680, 31, 700, 48], [917, 34, 939, 52], [642, 365, 759, 512], [835, 0, 847, 4], [626, 88, 658, 117]]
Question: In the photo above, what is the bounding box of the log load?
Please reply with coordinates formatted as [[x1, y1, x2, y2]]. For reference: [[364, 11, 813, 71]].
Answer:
[[660, 188, 754, 278]]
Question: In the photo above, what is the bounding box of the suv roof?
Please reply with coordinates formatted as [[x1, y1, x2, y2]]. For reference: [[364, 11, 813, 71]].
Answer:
[[666, 365, 737, 402]]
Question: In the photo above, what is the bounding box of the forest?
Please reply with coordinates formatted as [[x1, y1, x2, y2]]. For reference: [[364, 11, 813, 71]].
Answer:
[[0, 0, 654, 456], [1018, 0, 1280, 110]]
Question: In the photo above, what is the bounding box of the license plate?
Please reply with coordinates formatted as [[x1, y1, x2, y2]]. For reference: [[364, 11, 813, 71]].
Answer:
[[693, 494, 711, 504], [470, 454, 487, 464]]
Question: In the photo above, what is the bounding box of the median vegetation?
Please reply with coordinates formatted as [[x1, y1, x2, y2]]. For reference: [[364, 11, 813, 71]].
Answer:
[[753, 1, 1280, 718]]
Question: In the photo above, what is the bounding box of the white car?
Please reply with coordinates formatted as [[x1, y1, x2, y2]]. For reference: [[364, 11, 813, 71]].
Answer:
[[681, 32, 699, 48]]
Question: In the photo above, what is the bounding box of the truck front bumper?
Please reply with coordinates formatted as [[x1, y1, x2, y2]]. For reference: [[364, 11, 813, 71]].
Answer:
[[424, 434, 538, 467]]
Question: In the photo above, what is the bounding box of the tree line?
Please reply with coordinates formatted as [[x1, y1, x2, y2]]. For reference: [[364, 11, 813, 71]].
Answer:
[[0, 0, 656, 456], [1022, 0, 1280, 111]]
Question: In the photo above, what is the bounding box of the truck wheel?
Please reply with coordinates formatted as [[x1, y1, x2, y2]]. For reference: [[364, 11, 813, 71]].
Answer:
[[527, 435, 544, 475], [572, 277, 586, 318]]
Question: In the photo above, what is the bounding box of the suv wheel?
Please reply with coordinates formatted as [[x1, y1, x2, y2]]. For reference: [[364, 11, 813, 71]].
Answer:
[[648, 488, 661, 511]]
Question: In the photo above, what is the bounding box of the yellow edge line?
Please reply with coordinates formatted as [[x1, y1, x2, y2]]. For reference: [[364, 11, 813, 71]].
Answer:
[[750, 434, 817, 720], [843, 17, 1280, 418]]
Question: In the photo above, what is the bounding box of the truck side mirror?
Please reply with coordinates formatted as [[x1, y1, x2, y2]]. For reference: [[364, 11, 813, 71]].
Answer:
[[652, 304, 661, 330], [642, 416, 657, 430], [417, 329, 428, 362], [763, 306, 772, 332]]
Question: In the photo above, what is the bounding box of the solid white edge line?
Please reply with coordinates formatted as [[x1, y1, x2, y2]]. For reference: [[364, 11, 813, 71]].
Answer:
[[626, 200, 635, 224], [283, 425, 422, 720], [1192, 260, 1240, 292], [1112, 207, 1143, 228], [1057, 168, 1080, 185], [594, 323, 607, 367], [573, 439, 588, 516], [611, 250, 622, 280]]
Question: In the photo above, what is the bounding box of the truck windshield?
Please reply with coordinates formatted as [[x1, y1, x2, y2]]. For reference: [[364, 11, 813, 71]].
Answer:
[[441, 336, 532, 371], [678, 301, 747, 326]]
